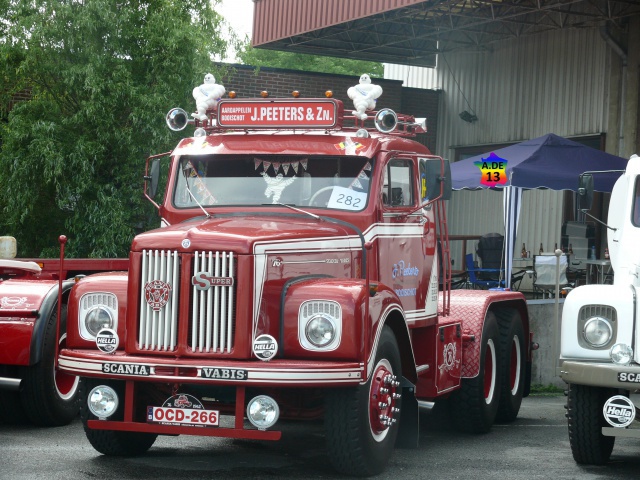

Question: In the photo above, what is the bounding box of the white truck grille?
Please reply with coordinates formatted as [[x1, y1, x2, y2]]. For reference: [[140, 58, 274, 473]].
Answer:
[[139, 250, 180, 351], [138, 250, 237, 353]]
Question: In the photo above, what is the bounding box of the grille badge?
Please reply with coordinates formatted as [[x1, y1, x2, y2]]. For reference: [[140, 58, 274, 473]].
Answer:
[[144, 280, 172, 311]]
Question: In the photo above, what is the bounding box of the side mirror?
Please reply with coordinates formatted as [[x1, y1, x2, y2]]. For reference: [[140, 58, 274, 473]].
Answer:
[[148, 159, 160, 198], [577, 173, 594, 211], [421, 158, 452, 201]]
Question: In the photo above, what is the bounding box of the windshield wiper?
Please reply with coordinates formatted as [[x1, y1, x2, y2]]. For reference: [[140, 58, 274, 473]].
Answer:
[[263, 203, 320, 220], [182, 168, 211, 219]]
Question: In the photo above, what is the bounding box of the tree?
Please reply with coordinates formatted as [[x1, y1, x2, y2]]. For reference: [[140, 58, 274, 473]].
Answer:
[[0, 0, 229, 257], [236, 40, 383, 78]]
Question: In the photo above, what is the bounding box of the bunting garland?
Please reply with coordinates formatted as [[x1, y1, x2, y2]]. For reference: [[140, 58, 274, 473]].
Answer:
[[253, 158, 309, 175]]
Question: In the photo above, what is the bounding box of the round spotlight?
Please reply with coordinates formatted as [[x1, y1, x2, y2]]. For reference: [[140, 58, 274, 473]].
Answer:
[[583, 316, 612, 347], [194, 127, 207, 138], [355, 128, 370, 138], [88, 385, 119, 418], [246, 395, 279, 430], [85, 306, 113, 337], [611, 343, 633, 365]]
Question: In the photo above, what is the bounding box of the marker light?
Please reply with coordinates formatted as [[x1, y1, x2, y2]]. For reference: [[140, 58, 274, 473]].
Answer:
[[247, 395, 279, 430], [325, 90, 333, 98], [610, 343, 633, 365], [88, 385, 119, 419], [228, 91, 237, 98], [260, 91, 269, 98], [292, 90, 300, 98]]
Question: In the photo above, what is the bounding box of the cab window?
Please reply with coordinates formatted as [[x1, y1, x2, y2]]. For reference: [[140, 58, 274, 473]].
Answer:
[[383, 159, 414, 207]]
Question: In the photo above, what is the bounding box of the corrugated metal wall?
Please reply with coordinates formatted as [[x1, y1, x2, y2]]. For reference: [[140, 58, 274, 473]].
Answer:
[[386, 27, 610, 269], [253, 0, 425, 46]]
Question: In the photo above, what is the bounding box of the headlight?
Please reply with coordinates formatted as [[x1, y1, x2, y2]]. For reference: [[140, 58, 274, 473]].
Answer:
[[610, 343, 634, 365], [306, 315, 336, 347], [583, 316, 613, 347], [86, 307, 114, 336], [298, 300, 342, 351], [88, 385, 119, 419], [79, 293, 118, 340]]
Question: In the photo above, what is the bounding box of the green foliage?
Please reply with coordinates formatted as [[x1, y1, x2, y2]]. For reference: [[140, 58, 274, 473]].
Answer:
[[529, 384, 564, 396], [0, 0, 229, 257], [236, 38, 383, 78]]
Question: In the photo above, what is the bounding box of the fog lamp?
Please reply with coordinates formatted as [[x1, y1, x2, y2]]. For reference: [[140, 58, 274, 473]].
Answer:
[[356, 128, 370, 138], [194, 127, 207, 138], [88, 385, 119, 419], [246, 395, 279, 430], [583, 316, 612, 347], [610, 343, 634, 365]]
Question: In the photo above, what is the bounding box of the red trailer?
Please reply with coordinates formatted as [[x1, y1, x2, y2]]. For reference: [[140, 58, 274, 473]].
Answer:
[[59, 82, 533, 476]]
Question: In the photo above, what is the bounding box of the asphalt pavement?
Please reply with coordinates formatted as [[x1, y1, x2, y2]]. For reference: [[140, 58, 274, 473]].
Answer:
[[1, 395, 639, 479]]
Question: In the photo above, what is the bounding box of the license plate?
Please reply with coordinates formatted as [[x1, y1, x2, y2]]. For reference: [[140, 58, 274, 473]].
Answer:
[[147, 406, 219, 427]]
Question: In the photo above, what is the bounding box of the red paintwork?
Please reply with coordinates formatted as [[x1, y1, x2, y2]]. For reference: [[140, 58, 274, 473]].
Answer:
[[58, 97, 530, 443], [0, 259, 128, 368]]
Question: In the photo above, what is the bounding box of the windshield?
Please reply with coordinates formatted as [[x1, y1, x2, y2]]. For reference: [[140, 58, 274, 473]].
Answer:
[[173, 154, 373, 211]]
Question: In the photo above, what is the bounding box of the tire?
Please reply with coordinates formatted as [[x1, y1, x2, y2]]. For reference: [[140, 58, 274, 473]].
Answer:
[[567, 383, 615, 465], [20, 305, 81, 426], [325, 326, 402, 477], [450, 311, 501, 433], [80, 379, 157, 456], [0, 366, 27, 424], [495, 311, 526, 422]]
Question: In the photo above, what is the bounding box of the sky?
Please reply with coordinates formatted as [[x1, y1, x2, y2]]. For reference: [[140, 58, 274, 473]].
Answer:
[[218, 0, 254, 56]]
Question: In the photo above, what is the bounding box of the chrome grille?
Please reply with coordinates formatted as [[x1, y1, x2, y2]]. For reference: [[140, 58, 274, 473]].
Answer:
[[139, 250, 180, 351], [191, 251, 236, 353]]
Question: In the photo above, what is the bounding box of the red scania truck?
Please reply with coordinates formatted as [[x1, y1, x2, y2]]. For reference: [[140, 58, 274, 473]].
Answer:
[[58, 83, 533, 476]]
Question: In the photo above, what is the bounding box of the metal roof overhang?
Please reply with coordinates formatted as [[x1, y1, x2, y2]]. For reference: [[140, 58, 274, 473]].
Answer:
[[252, 0, 640, 67]]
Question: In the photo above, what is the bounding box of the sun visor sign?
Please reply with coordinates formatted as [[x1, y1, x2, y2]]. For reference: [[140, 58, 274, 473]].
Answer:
[[216, 99, 342, 129]]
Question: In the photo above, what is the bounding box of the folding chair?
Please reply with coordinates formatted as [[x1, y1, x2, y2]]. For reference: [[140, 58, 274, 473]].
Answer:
[[531, 254, 572, 298], [476, 233, 504, 283], [465, 254, 505, 289]]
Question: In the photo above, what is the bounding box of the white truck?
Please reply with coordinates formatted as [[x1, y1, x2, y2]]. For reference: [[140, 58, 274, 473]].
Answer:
[[560, 153, 640, 464]]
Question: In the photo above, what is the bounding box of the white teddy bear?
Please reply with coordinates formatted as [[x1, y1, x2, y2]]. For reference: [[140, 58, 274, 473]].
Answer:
[[192, 73, 225, 121], [347, 74, 383, 121]]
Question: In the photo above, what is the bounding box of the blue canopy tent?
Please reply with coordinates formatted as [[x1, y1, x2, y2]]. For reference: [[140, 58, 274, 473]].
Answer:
[[450, 133, 627, 289]]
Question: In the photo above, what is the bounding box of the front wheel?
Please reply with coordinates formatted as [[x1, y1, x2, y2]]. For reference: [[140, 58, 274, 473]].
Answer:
[[325, 326, 402, 476], [81, 379, 157, 456], [567, 383, 615, 465], [20, 305, 81, 426], [450, 311, 501, 433]]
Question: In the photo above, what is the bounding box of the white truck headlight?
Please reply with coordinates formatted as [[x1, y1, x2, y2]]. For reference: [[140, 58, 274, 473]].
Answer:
[[88, 385, 119, 419], [610, 343, 634, 365], [79, 293, 118, 340], [583, 316, 612, 347], [298, 300, 342, 351]]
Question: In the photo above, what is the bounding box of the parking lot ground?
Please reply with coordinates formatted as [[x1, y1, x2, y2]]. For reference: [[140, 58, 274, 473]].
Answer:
[[1, 394, 640, 479]]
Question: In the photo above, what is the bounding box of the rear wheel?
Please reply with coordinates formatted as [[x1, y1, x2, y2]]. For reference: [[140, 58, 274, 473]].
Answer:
[[325, 326, 402, 476], [567, 383, 615, 465], [20, 305, 81, 426], [495, 312, 526, 422], [450, 312, 501, 433], [81, 379, 157, 456]]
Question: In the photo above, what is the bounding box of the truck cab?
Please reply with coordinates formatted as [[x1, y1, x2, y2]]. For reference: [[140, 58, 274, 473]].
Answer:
[[561, 154, 640, 464]]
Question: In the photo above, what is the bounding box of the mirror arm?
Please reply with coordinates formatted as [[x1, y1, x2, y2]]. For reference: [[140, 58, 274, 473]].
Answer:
[[580, 209, 617, 232]]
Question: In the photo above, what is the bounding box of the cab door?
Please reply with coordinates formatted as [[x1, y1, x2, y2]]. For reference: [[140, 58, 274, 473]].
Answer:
[[376, 156, 433, 324]]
